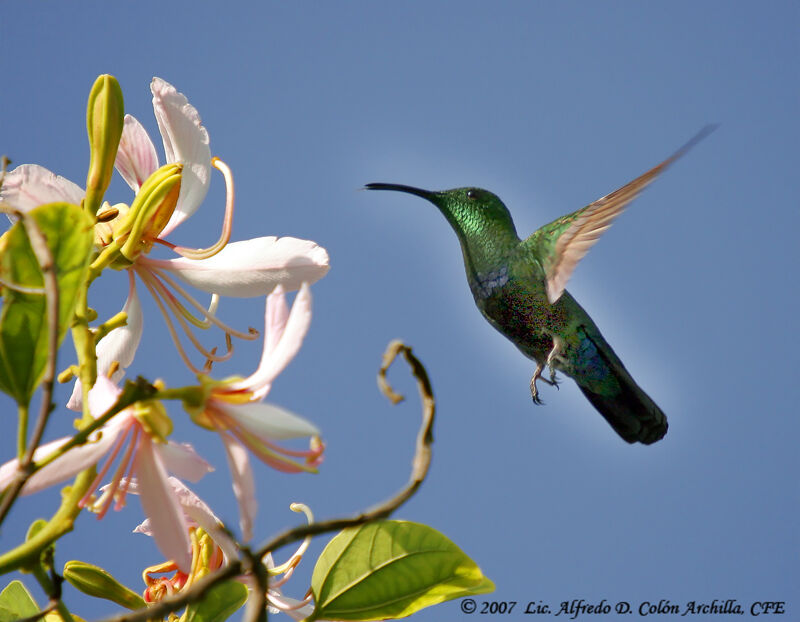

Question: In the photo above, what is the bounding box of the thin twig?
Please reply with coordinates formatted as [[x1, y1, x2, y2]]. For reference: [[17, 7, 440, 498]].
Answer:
[[242, 546, 269, 622], [96, 340, 436, 622]]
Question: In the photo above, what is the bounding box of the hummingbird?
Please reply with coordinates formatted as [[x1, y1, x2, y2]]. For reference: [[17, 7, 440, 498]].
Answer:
[[366, 127, 714, 445]]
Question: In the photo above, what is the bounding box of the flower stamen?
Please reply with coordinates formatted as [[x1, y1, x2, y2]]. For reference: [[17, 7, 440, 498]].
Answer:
[[167, 157, 235, 260], [138, 269, 235, 363]]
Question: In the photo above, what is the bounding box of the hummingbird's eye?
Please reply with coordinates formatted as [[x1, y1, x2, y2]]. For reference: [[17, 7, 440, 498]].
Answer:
[[466, 189, 478, 200]]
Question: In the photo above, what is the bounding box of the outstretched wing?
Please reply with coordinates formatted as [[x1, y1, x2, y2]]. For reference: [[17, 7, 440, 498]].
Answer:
[[523, 126, 715, 304]]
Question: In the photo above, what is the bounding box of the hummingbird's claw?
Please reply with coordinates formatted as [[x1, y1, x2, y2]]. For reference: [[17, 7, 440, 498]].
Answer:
[[530, 363, 547, 405], [545, 337, 564, 389]]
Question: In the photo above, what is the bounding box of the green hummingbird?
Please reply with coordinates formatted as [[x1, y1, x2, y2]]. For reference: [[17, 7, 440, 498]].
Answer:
[[366, 127, 714, 445]]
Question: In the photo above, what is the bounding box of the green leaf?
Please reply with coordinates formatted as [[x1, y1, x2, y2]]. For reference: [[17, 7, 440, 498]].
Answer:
[[182, 580, 248, 622], [0, 580, 39, 622], [0, 202, 93, 404], [310, 520, 494, 621]]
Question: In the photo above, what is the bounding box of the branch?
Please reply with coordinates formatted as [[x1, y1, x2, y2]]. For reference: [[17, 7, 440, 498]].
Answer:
[[96, 340, 436, 622]]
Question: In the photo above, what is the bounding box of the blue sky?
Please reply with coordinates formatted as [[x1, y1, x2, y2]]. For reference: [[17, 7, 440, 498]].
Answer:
[[1, 2, 797, 620]]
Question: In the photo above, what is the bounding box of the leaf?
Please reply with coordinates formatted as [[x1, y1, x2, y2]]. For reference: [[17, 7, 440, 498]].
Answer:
[[310, 520, 494, 621], [0, 580, 40, 622], [182, 579, 248, 622], [0, 202, 93, 404]]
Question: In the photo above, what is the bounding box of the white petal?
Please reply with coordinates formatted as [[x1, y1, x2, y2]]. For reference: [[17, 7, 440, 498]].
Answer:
[[220, 432, 256, 541], [157, 442, 213, 482], [133, 517, 153, 535], [163, 477, 238, 559], [0, 164, 84, 215], [214, 401, 319, 441], [150, 77, 211, 236], [115, 115, 159, 192], [127, 476, 238, 559], [0, 426, 120, 496], [238, 282, 312, 394], [268, 592, 315, 621], [143, 237, 329, 298], [68, 279, 143, 411], [85, 375, 123, 417], [263, 285, 289, 363], [135, 439, 192, 572]]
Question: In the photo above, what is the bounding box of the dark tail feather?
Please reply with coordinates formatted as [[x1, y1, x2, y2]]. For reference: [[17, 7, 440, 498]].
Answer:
[[577, 380, 668, 444], [575, 328, 668, 444]]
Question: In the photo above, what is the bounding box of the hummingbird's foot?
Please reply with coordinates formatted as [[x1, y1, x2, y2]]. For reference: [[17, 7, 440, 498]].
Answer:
[[542, 372, 560, 390], [545, 337, 564, 389], [530, 363, 547, 405]]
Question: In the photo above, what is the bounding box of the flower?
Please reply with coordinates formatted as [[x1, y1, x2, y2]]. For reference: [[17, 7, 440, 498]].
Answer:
[[0, 376, 212, 572], [130, 479, 314, 620], [189, 283, 322, 540], [0, 76, 330, 406], [128, 479, 231, 603]]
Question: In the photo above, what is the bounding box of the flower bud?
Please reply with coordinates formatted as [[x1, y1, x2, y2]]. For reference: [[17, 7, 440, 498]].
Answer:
[[85, 75, 124, 217], [63, 560, 146, 610], [118, 163, 182, 261]]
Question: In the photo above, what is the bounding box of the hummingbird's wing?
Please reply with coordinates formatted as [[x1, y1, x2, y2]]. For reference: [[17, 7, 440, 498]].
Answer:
[[523, 126, 715, 304]]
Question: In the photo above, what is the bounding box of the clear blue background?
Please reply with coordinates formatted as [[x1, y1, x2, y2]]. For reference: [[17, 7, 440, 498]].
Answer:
[[1, 2, 797, 620]]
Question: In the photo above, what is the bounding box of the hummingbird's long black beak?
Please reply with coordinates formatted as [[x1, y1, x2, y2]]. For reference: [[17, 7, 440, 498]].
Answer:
[[364, 183, 437, 201]]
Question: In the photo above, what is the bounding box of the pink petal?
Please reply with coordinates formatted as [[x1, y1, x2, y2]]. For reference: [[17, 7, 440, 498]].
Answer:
[[220, 432, 256, 541], [157, 442, 214, 482], [142, 237, 329, 298], [0, 164, 84, 214], [0, 426, 121, 496], [237, 282, 312, 394], [150, 77, 211, 236], [68, 277, 142, 411], [135, 439, 192, 572], [115, 114, 159, 192]]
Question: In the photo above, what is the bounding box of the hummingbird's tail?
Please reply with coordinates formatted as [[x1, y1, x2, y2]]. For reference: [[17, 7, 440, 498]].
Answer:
[[573, 328, 668, 444]]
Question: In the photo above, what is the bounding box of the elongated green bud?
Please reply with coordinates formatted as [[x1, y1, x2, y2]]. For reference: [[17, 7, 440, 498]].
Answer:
[[85, 75, 124, 217], [63, 560, 146, 610]]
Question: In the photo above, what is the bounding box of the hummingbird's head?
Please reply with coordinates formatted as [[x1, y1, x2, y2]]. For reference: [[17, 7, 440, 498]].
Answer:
[[364, 183, 518, 243]]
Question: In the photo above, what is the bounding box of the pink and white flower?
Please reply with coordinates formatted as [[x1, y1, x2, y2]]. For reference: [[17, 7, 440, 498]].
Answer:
[[131, 479, 314, 620], [191, 283, 322, 540], [0, 377, 212, 572], [0, 77, 329, 406]]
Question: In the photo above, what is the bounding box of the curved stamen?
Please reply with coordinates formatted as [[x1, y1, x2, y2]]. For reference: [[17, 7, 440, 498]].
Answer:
[[170, 157, 235, 260], [147, 266, 258, 340], [104, 426, 140, 516], [114, 429, 141, 511], [204, 409, 316, 473], [141, 270, 235, 363], [143, 267, 216, 330], [268, 503, 314, 576], [136, 271, 205, 374], [227, 425, 316, 473], [261, 436, 324, 461], [79, 423, 132, 509]]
